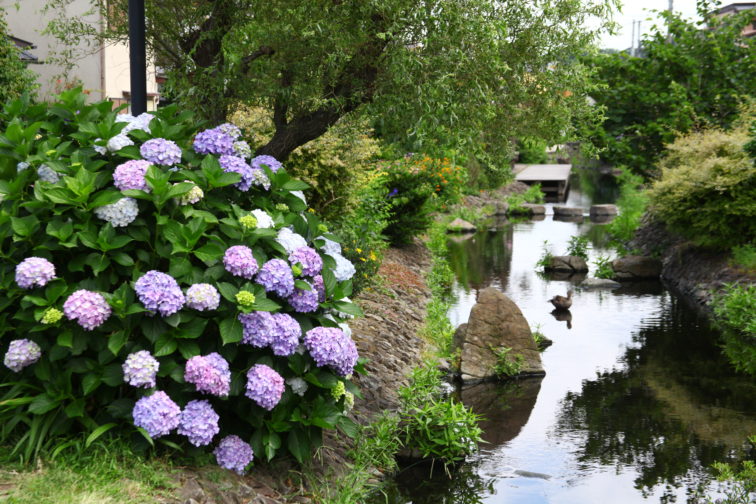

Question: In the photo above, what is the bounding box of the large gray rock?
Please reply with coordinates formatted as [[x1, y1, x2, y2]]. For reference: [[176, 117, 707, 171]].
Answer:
[[553, 206, 584, 217], [612, 255, 662, 280], [545, 255, 588, 273], [580, 277, 622, 289], [589, 204, 618, 216], [455, 288, 544, 382], [447, 218, 476, 233]]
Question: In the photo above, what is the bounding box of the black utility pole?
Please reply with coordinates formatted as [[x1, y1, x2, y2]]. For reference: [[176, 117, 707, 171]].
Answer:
[[128, 0, 147, 115]]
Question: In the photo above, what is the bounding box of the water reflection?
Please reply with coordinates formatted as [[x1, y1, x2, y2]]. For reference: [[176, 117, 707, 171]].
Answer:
[[378, 462, 495, 504], [447, 226, 513, 292]]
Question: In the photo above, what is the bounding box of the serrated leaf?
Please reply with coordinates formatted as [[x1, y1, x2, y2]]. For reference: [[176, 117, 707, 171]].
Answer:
[[251, 297, 281, 312], [108, 330, 127, 355], [219, 316, 243, 345], [154, 333, 177, 357]]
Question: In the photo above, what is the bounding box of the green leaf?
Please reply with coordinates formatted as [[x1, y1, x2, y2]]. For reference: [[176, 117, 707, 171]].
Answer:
[[89, 189, 123, 208], [28, 394, 60, 414], [332, 300, 363, 318], [154, 333, 177, 357], [287, 428, 311, 463], [294, 280, 312, 291], [107, 330, 128, 356], [112, 252, 134, 266], [251, 297, 281, 312], [82, 374, 102, 396], [57, 331, 73, 348], [11, 215, 40, 237], [194, 241, 225, 263], [85, 423, 117, 448], [282, 179, 310, 191], [219, 316, 243, 345], [338, 416, 359, 439], [64, 399, 85, 418], [216, 282, 238, 302]]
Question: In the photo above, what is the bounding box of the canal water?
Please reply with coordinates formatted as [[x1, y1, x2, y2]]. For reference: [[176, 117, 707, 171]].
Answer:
[[377, 170, 756, 503]]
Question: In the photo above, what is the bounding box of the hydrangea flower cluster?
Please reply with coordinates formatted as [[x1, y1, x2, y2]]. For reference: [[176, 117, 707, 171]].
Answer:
[[304, 327, 359, 377], [214, 435, 254, 475], [185, 353, 231, 397], [332, 253, 356, 282], [135, 271, 185, 316], [15, 257, 56, 289], [256, 259, 294, 298], [116, 112, 154, 134], [312, 275, 326, 303], [178, 400, 220, 447], [176, 181, 204, 205], [217, 123, 241, 139], [63, 289, 111, 330], [223, 245, 258, 279], [245, 364, 285, 410], [276, 228, 308, 255], [106, 134, 135, 153], [250, 209, 274, 229], [239, 311, 276, 347], [37, 164, 60, 183], [288, 247, 323, 277], [140, 138, 182, 166], [132, 391, 181, 438], [193, 127, 234, 156], [269, 313, 301, 356], [41, 307, 63, 324], [185, 283, 220, 311], [250, 168, 271, 190], [16, 161, 29, 172], [94, 197, 139, 227], [251, 155, 282, 173], [288, 283, 319, 313], [239, 215, 257, 229], [113, 160, 151, 192], [286, 377, 308, 397], [233, 140, 251, 158], [122, 350, 160, 388], [219, 155, 254, 191], [4, 339, 42, 372], [235, 290, 256, 307]]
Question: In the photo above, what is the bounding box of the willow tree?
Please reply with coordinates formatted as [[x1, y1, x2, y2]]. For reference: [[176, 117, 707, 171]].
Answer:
[[43, 0, 617, 168]]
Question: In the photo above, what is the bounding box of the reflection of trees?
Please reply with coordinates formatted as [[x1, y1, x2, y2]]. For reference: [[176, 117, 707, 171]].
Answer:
[[447, 227, 514, 292], [575, 167, 620, 204], [375, 462, 495, 504], [555, 295, 756, 492]]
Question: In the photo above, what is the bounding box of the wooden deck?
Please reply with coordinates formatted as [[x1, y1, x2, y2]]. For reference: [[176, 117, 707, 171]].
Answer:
[[514, 164, 572, 201]]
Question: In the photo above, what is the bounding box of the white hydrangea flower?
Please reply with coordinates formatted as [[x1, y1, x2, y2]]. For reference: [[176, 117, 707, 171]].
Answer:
[[339, 322, 352, 339], [286, 377, 308, 397], [276, 227, 308, 254], [233, 140, 251, 159], [290, 190, 306, 204], [332, 253, 356, 282], [175, 182, 204, 205], [116, 112, 153, 134], [93, 139, 107, 155], [317, 236, 342, 255], [250, 209, 275, 229], [251, 169, 271, 190], [94, 197, 139, 227], [107, 134, 134, 153], [16, 161, 29, 172], [37, 164, 60, 183]]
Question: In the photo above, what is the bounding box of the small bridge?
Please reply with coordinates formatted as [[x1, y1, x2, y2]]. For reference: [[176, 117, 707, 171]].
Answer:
[[514, 164, 572, 201]]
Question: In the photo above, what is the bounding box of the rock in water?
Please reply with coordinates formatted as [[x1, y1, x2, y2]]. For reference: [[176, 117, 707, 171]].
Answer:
[[611, 255, 662, 280], [455, 287, 544, 382], [545, 255, 588, 272], [447, 218, 477, 233]]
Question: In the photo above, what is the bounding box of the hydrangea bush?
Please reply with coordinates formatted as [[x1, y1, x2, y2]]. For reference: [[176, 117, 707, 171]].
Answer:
[[0, 89, 363, 468]]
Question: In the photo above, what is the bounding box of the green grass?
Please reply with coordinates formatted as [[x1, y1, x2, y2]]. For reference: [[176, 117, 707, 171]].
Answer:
[[0, 439, 177, 503], [730, 244, 756, 272], [606, 167, 649, 247]]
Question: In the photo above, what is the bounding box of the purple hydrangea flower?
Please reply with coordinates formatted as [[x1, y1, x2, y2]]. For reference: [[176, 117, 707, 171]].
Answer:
[[288, 247, 323, 277], [251, 155, 282, 174], [219, 155, 254, 191], [185, 283, 221, 311], [134, 271, 185, 316], [217, 123, 241, 139], [245, 364, 284, 410], [63, 289, 112, 330], [15, 257, 56, 289], [312, 275, 326, 303], [185, 353, 231, 397], [304, 327, 359, 377], [4, 339, 42, 372], [113, 159, 151, 192], [122, 350, 159, 388], [132, 390, 181, 438], [288, 282, 319, 313], [238, 311, 276, 347], [223, 245, 258, 279], [214, 435, 254, 474], [270, 313, 301, 356], [140, 138, 182, 166], [193, 128, 235, 156], [178, 399, 220, 447], [256, 259, 294, 298]]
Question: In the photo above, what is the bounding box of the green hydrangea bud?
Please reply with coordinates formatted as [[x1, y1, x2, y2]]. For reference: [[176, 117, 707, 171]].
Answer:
[[331, 381, 346, 401], [239, 215, 258, 230], [343, 391, 355, 412], [41, 307, 63, 324], [235, 290, 256, 307], [275, 203, 289, 212], [317, 224, 328, 233], [291, 263, 303, 277]]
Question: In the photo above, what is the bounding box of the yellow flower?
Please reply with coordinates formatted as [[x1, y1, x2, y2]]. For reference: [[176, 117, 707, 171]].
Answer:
[[360, 257, 367, 262], [369, 251, 377, 261], [356, 248, 362, 253], [308, 208, 316, 213]]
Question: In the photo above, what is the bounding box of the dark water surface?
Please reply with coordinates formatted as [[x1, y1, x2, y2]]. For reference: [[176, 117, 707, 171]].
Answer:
[[376, 172, 755, 503]]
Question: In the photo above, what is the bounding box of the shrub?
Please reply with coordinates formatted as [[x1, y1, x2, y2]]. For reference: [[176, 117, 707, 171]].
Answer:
[[593, 255, 614, 279], [606, 167, 648, 245], [507, 184, 545, 214], [490, 346, 524, 378], [0, 9, 37, 112], [517, 137, 549, 164], [730, 244, 756, 272], [0, 89, 364, 468], [649, 126, 755, 249], [565, 235, 589, 260], [535, 240, 554, 271], [713, 283, 756, 376]]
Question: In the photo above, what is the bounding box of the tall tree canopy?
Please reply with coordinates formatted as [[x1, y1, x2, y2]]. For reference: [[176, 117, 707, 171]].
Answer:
[[0, 7, 37, 109], [43, 0, 617, 165]]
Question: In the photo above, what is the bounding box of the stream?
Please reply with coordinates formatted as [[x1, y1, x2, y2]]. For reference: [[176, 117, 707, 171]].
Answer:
[[375, 169, 756, 503]]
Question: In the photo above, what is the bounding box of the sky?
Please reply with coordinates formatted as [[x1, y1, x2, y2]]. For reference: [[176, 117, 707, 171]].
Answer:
[[599, 0, 703, 49]]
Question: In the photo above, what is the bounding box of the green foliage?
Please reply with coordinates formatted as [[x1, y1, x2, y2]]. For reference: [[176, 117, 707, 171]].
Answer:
[[593, 255, 614, 279], [730, 244, 756, 273], [565, 235, 589, 260], [583, 2, 756, 177], [705, 436, 756, 504], [517, 138, 549, 164], [606, 167, 648, 245], [490, 346, 524, 378], [0, 89, 363, 464], [398, 365, 482, 465], [536, 241, 554, 271], [713, 284, 756, 376], [419, 221, 456, 357], [0, 8, 37, 111], [648, 125, 755, 249], [745, 120, 756, 161], [507, 184, 545, 214], [532, 325, 547, 352]]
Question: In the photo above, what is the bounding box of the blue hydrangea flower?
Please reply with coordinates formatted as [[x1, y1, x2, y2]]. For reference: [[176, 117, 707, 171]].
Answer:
[[251, 155, 282, 173], [288, 282, 320, 313], [219, 155, 254, 191], [178, 399, 220, 447], [4, 339, 41, 372], [245, 364, 284, 410], [304, 327, 359, 377], [238, 311, 276, 347], [185, 353, 231, 397], [270, 313, 301, 356], [214, 435, 254, 474], [37, 164, 60, 183], [185, 283, 221, 311], [122, 350, 159, 388], [140, 138, 182, 166], [94, 197, 139, 227], [63, 289, 112, 330], [193, 127, 235, 156], [132, 390, 181, 438], [256, 259, 294, 298], [332, 252, 356, 282], [15, 257, 56, 289], [135, 271, 185, 316], [223, 245, 258, 279], [113, 160, 151, 192], [288, 247, 323, 277], [312, 274, 326, 302]]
